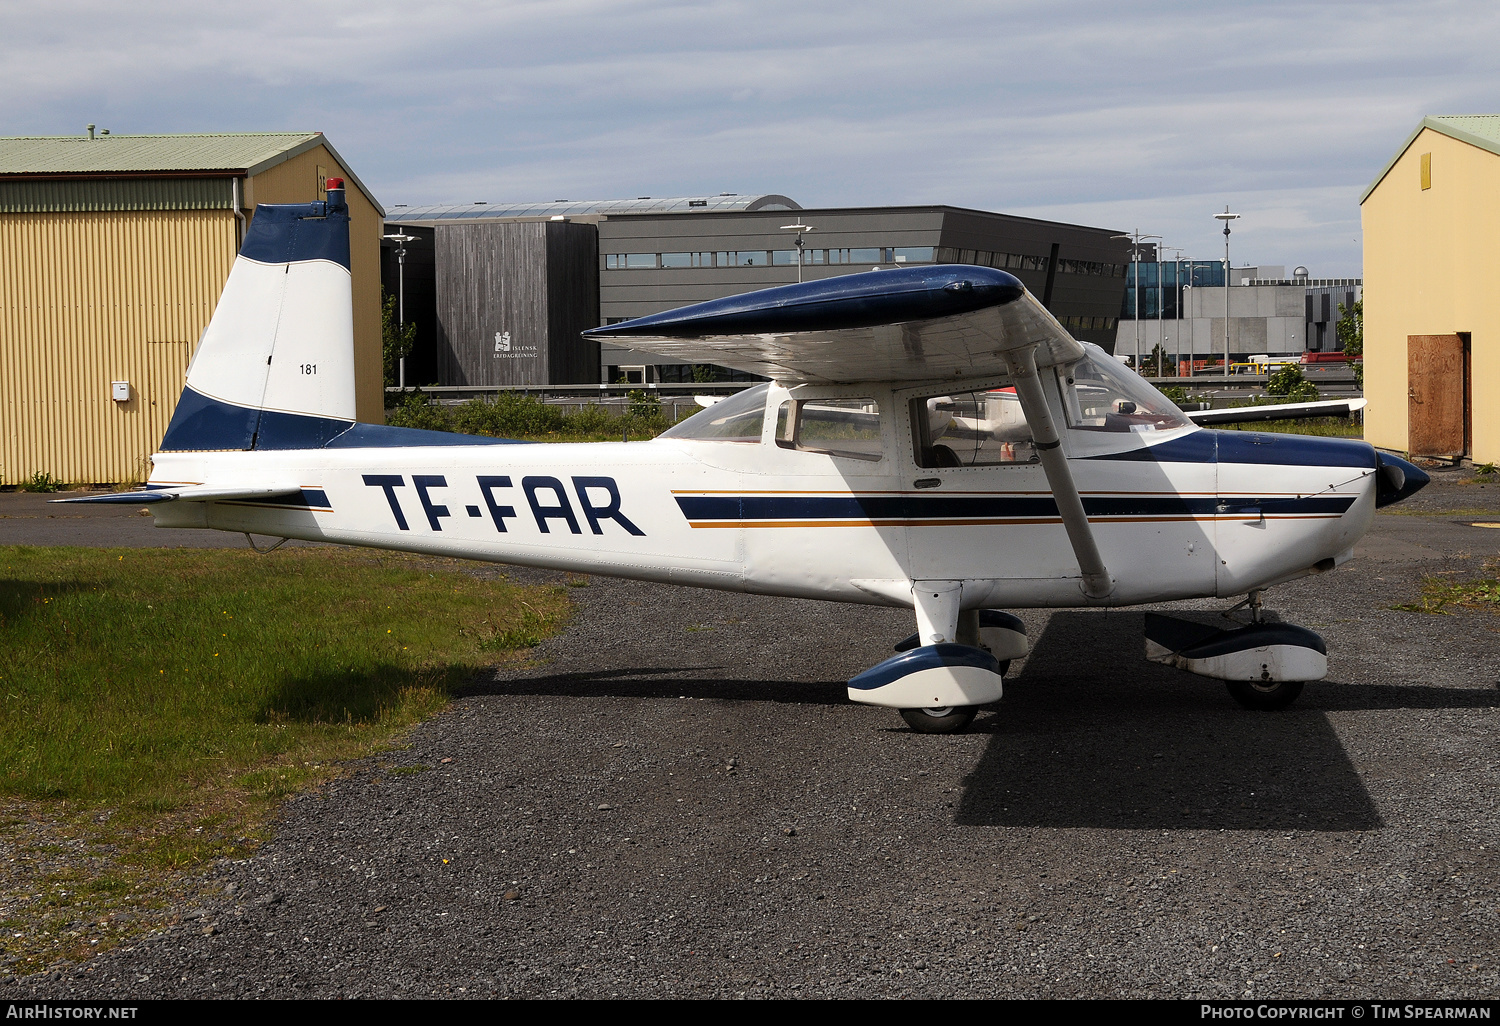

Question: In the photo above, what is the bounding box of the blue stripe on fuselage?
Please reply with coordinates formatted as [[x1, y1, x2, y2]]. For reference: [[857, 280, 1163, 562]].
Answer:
[[674, 493, 1355, 523]]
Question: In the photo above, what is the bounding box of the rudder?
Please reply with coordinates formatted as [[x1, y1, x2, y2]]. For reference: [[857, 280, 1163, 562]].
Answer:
[[159, 180, 357, 452]]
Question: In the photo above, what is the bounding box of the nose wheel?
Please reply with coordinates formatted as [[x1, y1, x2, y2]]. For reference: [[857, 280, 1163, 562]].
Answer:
[[899, 706, 977, 734], [1225, 679, 1304, 711]]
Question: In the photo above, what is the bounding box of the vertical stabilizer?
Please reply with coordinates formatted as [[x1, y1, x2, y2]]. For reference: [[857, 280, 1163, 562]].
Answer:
[[160, 181, 357, 451]]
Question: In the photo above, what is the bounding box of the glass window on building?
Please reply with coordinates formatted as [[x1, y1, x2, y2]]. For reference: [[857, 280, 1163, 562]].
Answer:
[[660, 252, 692, 268], [850, 248, 881, 264], [624, 253, 658, 269]]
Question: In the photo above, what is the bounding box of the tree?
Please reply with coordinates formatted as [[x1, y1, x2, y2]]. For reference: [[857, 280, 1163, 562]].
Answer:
[[1266, 364, 1319, 403], [1337, 299, 1363, 389], [382, 290, 417, 388]]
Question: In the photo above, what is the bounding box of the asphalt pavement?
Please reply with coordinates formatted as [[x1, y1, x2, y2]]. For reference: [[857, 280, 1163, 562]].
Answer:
[[2, 469, 1498, 999]]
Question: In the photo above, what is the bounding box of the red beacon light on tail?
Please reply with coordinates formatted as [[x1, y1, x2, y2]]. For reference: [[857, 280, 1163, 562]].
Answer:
[[323, 177, 347, 213]]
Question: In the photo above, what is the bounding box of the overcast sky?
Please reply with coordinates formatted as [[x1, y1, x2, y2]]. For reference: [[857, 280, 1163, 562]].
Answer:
[[5, 0, 1497, 276]]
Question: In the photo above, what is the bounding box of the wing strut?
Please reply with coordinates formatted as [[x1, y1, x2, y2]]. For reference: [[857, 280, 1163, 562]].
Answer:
[[1004, 345, 1114, 599]]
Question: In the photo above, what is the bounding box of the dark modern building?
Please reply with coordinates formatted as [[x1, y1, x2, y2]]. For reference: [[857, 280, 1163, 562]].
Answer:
[[383, 195, 1133, 387]]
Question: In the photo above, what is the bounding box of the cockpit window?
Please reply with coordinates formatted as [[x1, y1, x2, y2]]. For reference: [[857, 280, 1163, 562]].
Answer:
[[658, 382, 769, 442], [776, 398, 883, 461], [1059, 348, 1193, 435], [913, 390, 1038, 467]]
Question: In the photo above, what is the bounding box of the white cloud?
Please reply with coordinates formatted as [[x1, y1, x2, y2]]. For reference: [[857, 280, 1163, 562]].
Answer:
[[4, 0, 1498, 274]]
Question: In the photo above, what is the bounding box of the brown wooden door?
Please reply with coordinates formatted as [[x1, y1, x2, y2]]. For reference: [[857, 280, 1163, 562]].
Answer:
[[1408, 334, 1465, 456]]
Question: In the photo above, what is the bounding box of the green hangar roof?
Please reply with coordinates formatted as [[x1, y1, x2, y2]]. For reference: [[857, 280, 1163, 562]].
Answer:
[[0, 132, 382, 215]]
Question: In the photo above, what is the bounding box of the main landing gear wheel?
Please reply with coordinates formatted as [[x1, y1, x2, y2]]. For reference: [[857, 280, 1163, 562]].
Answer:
[[1226, 679, 1304, 711], [899, 706, 978, 734]]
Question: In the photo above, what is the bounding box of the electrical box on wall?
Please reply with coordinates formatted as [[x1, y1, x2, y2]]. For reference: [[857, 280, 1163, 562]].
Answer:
[[111, 381, 131, 402]]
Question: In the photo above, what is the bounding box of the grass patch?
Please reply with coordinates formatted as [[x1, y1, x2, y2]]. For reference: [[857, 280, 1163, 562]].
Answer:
[[385, 764, 430, 777], [1392, 564, 1500, 614], [18, 472, 61, 493], [1462, 462, 1497, 485], [385, 390, 695, 443], [0, 545, 569, 973], [1216, 417, 1363, 437]]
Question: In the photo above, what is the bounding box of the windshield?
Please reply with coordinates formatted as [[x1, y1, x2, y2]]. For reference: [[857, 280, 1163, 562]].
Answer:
[[658, 383, 769, 443], [1061, 346, 1193, 434]]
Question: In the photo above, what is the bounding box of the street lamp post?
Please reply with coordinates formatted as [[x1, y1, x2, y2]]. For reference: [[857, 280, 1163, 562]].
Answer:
[[1182, 281, 1192, 377], [1162, 246, 1183, 375], [1214, 207, 1240, 375], [382, 229, 420, 390], [780, 221, 816, 283], [1111, 230, 1160, 369]]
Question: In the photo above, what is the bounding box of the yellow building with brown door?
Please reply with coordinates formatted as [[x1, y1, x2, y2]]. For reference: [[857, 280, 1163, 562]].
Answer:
[[1361, 115, 1500, 464], [0, 132, 384, 486]]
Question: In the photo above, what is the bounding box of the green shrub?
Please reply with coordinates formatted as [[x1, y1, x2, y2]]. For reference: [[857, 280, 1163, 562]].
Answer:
[[1266, 365, 1319, 403], [19, 472, 60, 493], [452, 393, 565, 437], [626, 389, 661, 420], [565, 404, 617, 434], [385, 391, 452, 432]]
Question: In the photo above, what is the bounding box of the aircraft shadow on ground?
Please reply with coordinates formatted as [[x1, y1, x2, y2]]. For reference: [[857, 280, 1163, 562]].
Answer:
[[955, 610, 1393, 832], [464, 609, 1494, 831], [457, 668, 849, 707], [0, 577, 87, 624]]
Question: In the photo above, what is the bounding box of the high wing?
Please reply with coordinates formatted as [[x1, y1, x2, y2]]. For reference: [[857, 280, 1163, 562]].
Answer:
[[591, 265, 1111, 598], [583, 266, 1083, 384], [1185, 398, 1367, 426]]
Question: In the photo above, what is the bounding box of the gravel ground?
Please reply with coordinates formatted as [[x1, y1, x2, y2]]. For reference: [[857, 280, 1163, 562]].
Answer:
[[2, 468, 1498, 999]]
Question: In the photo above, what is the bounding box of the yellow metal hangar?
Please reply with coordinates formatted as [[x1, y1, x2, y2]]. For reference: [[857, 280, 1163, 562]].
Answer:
[[0, 131, 384, 486], [1361, 115, 1500, 465]]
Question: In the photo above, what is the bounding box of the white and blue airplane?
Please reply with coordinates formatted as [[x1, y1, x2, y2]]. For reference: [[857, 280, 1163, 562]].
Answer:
[[62, 181, 1428, 733]]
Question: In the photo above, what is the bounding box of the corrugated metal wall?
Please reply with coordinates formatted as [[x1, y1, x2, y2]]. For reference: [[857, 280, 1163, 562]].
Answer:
[[0, 177, 233, 213], [0, 209, 235, 484]]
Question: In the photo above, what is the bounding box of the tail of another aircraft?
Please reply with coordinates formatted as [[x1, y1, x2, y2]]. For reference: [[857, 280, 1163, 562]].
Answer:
[[158, 180, 358, 452]]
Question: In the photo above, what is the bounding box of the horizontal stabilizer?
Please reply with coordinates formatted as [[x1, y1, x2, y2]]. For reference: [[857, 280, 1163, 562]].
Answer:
[[1187, 398, 1367, 426], [53, 486, 304, 505]]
